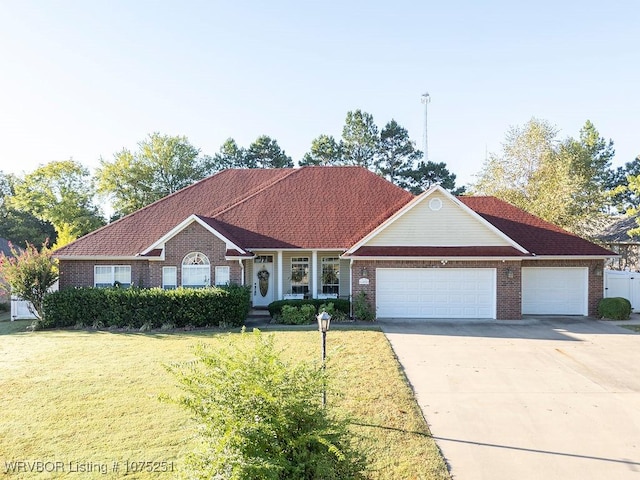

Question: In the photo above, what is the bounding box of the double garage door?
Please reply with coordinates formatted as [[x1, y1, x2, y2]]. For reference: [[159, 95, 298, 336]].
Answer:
[[376, 267, 588, 319], [376, 268, 496, 319]]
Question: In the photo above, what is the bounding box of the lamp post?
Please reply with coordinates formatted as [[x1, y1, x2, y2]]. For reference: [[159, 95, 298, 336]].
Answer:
[[317, 310, 331, 407]]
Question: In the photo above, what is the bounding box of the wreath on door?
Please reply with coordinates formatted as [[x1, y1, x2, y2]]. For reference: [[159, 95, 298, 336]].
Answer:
[[257, 269, 270, 297]]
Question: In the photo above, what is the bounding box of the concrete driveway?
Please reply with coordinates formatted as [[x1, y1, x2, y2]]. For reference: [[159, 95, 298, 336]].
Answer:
[[381, 317, 640, 480]]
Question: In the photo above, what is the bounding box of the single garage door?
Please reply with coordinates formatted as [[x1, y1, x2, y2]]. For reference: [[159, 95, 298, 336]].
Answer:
[[521, 267, 588, 315], [376, 268, 496, 319]]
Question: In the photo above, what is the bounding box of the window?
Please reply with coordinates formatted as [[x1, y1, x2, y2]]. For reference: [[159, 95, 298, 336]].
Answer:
[[182, 252, 210, 288], [291, 257, 309, 294], [321, 257, 340, 295], [163, 266, 177, 289], [94, 265, 131, 288], [254, 255, 273, 263], [215, 266, 230, 286]]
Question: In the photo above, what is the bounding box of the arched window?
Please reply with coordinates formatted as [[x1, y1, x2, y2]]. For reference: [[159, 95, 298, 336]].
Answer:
[[182, 252, 210, 288]]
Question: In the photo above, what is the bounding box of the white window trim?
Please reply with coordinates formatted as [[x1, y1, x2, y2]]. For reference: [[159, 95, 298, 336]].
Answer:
[[182, 252, 211, 288], [94, 265, 132, 288], [162, 266, 177, 290], [215, 266, 231, 286], [321, 257, 340, 295]]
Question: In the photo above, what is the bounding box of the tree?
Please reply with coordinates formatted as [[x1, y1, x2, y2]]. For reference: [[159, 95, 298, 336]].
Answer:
[[471, 118, 616, 233], [0, 241, 58, 323], [402, 161, 464, 195], [10, 160, 104, 242], [376, 120, 422, 185], [300, 135, 342, 166], [96, 133, 209, 217], [340, 110, 379, 168], [559, 120, 616, 221], [608, 155, 640, 213], [245, 135, 294, 168], [208, 138, 247, 171], [0, 172, 57, 248]]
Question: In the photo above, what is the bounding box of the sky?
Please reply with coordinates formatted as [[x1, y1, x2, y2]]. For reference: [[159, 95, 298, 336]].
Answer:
[[0, 0, 638, 188]]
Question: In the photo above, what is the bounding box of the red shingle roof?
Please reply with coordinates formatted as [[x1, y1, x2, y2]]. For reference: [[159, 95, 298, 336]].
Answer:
[[53, 167, 613, 259], [54, 167, 413, 256], [458, 196, 614, 256]]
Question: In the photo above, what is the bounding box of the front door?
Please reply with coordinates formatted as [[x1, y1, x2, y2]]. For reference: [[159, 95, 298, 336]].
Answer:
[[253, 256, 274, 307]]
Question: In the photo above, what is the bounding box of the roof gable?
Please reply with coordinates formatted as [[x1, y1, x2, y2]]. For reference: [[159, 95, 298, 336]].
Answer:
[[348, 186, 527, 254]]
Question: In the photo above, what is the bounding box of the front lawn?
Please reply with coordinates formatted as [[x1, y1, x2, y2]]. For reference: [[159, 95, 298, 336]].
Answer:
[[0, 321, 449, 479]]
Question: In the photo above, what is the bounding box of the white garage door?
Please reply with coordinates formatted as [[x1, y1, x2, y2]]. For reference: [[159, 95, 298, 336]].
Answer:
[[376, 268, 496, 319], [521, 267, 588, 315]]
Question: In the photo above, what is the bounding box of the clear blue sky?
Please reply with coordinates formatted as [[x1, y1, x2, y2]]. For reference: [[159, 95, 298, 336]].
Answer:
[[0, 0, 638, 187]]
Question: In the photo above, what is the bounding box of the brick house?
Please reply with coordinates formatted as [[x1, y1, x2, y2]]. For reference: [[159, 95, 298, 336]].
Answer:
[[53, 166, 615, 320]]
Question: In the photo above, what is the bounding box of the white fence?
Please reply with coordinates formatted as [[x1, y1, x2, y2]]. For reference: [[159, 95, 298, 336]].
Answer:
[[604, 270, 640, 313], [9, 280, 59, 321], [11, 296, 37, 320]]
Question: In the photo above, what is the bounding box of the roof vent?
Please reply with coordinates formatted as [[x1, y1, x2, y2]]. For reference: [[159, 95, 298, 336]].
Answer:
[[429, 198, 443, 211]]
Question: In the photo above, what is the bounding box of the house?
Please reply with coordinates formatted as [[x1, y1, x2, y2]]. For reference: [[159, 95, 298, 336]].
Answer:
[[596, 215, 640, 271], [53, 166, 615, 320]]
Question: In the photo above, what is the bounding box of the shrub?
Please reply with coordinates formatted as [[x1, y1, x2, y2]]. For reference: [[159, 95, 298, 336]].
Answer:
[[163, 329, 364, 479], [353, 291, 375, 321], [279, 304, 317, 325], [0, 301, 9, 312], [268, 298, 350, 318], [42, 285, 251, 330], [597, 297, 632, 320], [319, 302, 348, 322]]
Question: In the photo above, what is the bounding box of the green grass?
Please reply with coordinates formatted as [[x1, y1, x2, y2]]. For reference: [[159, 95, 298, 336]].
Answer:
[[0, 321, 449, 479], [621, 324, 640, 333]]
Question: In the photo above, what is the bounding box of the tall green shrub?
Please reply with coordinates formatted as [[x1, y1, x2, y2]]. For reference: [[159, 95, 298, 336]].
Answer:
[[163, 329, 364, 479], [42, 285, 250, 329]]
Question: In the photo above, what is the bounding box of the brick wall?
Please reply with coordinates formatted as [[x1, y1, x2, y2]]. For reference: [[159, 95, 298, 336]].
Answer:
[[58, 259, 149, 289], [352, 260, 522, 320], [351, 259, 606, 320], [59, 222, 243, 289]]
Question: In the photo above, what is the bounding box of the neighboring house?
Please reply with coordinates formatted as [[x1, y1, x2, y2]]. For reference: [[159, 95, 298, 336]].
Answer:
[[596, 215, 640, 271], [53, 166, 615, 320]]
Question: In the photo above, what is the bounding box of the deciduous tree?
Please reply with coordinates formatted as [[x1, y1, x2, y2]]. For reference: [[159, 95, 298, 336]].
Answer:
[[10, 160, 103, 242], [0, 241, 58, 323], [96, 133, 209, 217], [472, 118, 616, 234]]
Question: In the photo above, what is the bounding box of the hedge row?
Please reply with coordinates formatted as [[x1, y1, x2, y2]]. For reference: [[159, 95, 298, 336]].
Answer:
[[42, 285, 251, 329], [267, 298, 350, 318]]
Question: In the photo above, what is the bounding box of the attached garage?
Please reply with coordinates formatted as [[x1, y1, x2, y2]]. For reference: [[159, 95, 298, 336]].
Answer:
[[376, 268, 496, 319], [521, 267, 588, 315]]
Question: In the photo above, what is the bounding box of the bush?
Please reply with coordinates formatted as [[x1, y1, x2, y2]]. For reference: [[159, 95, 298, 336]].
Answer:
[[353, 291, 375, 321], [163, 329, 364, 479], [597, 297, 632, 320], [42, 285, 251, 330], [279, 304, 317, 325], [319, 302, 348, 322], [0, 301, 9, 312], [268, 298, 350, 319]]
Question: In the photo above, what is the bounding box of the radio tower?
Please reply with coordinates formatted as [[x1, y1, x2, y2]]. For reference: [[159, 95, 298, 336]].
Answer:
[[421, 92, 431, 162]]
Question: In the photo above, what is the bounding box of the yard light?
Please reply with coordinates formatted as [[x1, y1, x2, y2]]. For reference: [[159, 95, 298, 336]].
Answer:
[[317, 310, 331, 407]]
